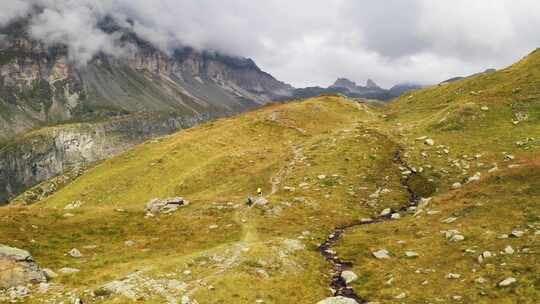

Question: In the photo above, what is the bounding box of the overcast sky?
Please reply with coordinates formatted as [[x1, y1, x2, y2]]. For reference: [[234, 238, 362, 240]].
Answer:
[[2, 0, 540, 88]]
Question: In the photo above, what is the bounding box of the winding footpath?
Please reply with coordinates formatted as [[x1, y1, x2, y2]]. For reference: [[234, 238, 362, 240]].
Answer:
[[317, 148, 422, 303]]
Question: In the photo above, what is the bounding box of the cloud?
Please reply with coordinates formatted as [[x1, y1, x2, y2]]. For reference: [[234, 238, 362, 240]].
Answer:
[[0, 0, 31, 26], [28, 3, 126, 65], [0, 1, 539, 87]]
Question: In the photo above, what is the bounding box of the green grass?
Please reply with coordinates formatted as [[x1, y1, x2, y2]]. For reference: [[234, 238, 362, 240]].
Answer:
[[1, 48, 540, 303]]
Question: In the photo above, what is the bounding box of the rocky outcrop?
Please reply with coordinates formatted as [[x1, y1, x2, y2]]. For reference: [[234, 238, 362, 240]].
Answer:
[[0, 113, 207, 204], [0, 245, 46, 289]]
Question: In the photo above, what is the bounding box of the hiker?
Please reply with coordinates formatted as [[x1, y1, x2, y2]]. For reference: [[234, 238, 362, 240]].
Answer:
[[257, 187, 262, 197], [246, 195, 254, 207]]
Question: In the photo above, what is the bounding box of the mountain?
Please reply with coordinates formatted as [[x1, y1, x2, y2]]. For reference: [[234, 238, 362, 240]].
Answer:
[[0, 17, 294, 140], [290, 77, 423, 101], [0, 49, 538, 303], [0, 16, 293, 203], [440, 68, 497, 84]]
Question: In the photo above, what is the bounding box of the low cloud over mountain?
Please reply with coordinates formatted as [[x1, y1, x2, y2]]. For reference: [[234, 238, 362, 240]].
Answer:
[[2, 1, 540, 87]]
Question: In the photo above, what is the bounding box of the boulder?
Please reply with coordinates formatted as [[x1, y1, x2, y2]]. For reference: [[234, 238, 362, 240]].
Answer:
[[69, 248, 82, 258], [145, 197, 189, 214], [372, 249, 390, 259], [0, 244, 46, 289], [255, 197, 269, 206], [340, 270, 358, 284], [498, 277, 516, 287], [317, 296, 358, 304]]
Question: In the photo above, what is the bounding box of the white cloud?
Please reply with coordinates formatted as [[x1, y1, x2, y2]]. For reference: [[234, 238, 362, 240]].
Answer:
[[0, 0, 539, 86]]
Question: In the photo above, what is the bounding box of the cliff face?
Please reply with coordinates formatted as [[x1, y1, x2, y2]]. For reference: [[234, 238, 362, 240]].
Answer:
[[0, 113, 207, 204]]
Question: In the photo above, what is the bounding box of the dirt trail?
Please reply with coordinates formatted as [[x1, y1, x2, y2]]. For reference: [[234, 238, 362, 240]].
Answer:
[[317, 148, 421, 303]]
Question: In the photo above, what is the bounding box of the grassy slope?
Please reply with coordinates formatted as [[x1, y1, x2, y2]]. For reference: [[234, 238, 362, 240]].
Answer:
[[334, 50, 540, 303], [0, 96, 412, 303], [0, 50, 539, 303]]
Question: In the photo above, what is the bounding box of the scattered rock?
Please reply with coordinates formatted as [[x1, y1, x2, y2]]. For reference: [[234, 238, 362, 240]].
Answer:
[[425, 138, 435, 146], [380, 208, 392, 216], [391, 213, 401, 220], [209, 224, 219, 229], [395, 292, 407, 299], [69, 248, 82, 258], [504, 245, 515, 255], [64, 200, 82, 210], [510, 230, 524, 238], [475, 277, 487, 284], [360, 218, 373, 223], [451, 182, 462, 190], [450, 234, 465, 242], [442, 217, 458, 223], [125, 240, 136, 247], [255, 197, 269, 206], [42, 268, 58, 280], [340, 270, 358, 284], [498, 277, 516, 287], [59, 267, 80, 274], [318, 175, 327, 180], [447, 273, 461, 279], [405, 251, 419, 258], [145, 197, 189, 215], [372, 249, 390, 259], [0, 244, 47, 289], [467, 172, 481, 183], [317, 296, 358, 304]]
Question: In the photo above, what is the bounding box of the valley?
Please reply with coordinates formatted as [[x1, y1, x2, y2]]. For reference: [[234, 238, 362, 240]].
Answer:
[[0, 48, 538, 304]]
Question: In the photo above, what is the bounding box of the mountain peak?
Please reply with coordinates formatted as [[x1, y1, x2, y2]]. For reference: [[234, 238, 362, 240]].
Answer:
[[366, 78, 379, 88]]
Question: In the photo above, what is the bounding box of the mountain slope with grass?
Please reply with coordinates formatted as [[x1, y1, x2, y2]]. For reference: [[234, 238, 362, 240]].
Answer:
[[0, 49, 539, 304]]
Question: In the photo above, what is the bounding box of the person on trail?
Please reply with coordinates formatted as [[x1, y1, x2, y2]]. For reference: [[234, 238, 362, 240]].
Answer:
[[257, 187, 262, 197], [246, 195, 254, 207]]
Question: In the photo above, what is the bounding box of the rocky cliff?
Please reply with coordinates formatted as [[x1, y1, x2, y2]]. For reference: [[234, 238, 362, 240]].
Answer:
[[0, 17, 294, 203], [0, 112, 207, 204]]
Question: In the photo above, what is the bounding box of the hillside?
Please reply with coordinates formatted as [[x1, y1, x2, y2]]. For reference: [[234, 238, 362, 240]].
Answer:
[[0, 49, 539, 304]]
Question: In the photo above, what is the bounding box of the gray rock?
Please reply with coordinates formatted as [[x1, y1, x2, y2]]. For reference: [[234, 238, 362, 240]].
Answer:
[[0, 244, 46, 289], [69, 248, 82, 258], [380, 208, 392, 216], [42, 268, 58, 279], [510, 230, 524, 238], [425, 138, 435, 146], [59, 267, 80, 274], [451, 182, 462, 190], [372, 249, 390, 259], [255, 197, 269, 206], [405, 251, 419, 258], [498, 277, 516, 287], [317, 296, 358, 304], [145, 197, 188, 214], [340, 270, 358, 284]]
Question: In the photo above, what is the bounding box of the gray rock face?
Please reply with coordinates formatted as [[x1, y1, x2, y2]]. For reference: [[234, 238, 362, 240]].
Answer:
[[0, 244, 46, 289], [0, 113, 204, 204]]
